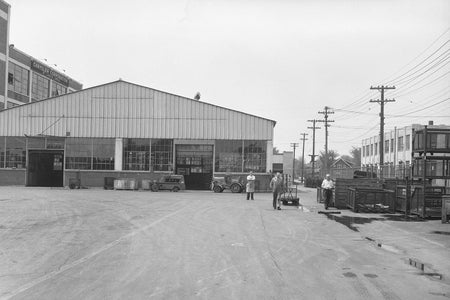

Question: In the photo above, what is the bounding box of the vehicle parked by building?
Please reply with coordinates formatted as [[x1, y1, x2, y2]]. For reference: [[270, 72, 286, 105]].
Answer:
[[211, 175, 244, 193], [150, 175, 185, 192]]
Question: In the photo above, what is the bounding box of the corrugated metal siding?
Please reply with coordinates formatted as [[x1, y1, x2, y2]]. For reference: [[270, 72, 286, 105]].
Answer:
[[0, 81, 274, 140]]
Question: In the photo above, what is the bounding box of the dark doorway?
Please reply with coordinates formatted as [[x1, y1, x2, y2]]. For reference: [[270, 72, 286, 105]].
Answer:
[[27, 150, 64, 187], [175, 145, 213, 190]]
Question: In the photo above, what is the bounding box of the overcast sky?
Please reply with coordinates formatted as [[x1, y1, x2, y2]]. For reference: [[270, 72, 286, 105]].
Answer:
[[6, 0, 450, 158]]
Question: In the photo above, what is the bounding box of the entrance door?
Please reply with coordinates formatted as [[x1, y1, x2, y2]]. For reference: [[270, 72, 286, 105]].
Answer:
[[27, 150, 64, 187], [175, 145, 213, 190]]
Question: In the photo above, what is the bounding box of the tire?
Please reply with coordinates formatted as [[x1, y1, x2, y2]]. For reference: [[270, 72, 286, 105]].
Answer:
[[151, 184, 159, 192], [172, 186, 180, 192], [213, 185, 222, 193], [230, 183, 241, 193], [69, 183, 76, 190]]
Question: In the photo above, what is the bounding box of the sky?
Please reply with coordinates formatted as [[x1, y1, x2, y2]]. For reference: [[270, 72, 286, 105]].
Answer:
[[5, 0, 450, 159]]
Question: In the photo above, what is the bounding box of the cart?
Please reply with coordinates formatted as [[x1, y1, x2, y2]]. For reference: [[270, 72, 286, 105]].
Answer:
[[280, 185, 300, 206]]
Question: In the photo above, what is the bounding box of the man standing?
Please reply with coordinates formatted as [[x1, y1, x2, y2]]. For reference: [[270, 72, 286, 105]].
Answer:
[[246, 171, 256, 200], [321, 174, 334, 210], [269, 172, 284, 210]]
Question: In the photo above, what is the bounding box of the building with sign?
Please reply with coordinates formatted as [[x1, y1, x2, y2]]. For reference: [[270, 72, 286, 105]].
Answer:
[[0, 0, 82, 110], [0, 80, 276, 190]]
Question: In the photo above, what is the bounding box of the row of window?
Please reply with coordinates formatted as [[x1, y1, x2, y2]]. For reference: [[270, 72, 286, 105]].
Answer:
[[0, 137, 268, 173], [7, 62, 68, 102], [362, 135, 411, 157]]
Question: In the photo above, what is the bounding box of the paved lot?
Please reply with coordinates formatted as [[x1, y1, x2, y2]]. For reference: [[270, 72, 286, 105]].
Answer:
[[0, 186, 449, 299]]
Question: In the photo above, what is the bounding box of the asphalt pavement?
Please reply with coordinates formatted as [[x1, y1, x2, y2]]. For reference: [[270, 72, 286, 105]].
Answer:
[[0, 186, 449, 300]]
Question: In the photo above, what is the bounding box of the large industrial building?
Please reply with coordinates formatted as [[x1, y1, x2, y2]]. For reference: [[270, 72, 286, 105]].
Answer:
[[0, 0, 82, 110], [0, 80, 276, 190]]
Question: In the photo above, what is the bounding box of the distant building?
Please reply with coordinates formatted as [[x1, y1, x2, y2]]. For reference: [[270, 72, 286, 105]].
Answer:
[[361, 122, 449, 177], [0, 0, 82, 110], [272, 151, 293, 175]]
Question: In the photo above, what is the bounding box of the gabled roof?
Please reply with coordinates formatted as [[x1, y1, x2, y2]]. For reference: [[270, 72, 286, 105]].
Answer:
[[331, 158, 354, 168]]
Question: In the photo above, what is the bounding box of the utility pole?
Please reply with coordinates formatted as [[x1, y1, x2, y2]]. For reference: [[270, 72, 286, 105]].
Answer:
[[370, 85, 395, 178], [290, 143, 299, 184], [307, 120, 321, 177], [317, 106, 334, 174], [300, 133, 308, 183]]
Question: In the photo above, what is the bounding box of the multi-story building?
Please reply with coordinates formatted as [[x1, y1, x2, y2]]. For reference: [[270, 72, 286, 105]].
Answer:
[[0, 0, 82, 110], [361, 122, 449, 177]]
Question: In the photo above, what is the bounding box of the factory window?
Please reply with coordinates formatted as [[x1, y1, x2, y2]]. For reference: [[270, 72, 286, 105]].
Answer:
[[51, 81, 67, 97], [123, 139, 150, 171], [385, 140, 389, 153], [390, 138, 395, 153], [93, 139, 115, 170], [370, 144, 373, 156], [65, 138, 92, 170], [405, 135, 410, 150], [215, 140, 243, 172], [4, 137, 26, 169], [31, 73, 50, 101], [0, 137, 5, 168], [398, 136, 404, 151], [151, 139, 173, 171], [374, 142, 378, 155], [244, 140, 267, 173], [8, 62, 29, 96]]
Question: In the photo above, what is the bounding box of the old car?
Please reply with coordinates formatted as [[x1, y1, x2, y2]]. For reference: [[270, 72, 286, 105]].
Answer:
[[151, 175, 185, 192]]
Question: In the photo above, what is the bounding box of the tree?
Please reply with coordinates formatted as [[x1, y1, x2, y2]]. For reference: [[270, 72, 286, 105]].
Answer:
[[318, 150, 339, 173], [350, 146, 361, 167]]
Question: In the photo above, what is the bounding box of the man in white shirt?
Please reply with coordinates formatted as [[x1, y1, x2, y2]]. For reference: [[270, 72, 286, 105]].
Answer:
[[321, 174, 334, 210]]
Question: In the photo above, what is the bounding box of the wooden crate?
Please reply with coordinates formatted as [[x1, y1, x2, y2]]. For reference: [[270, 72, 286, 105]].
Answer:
[[348, 188, 395, 213], [114, 178, 138, 190], [334, 178, 381, 209]]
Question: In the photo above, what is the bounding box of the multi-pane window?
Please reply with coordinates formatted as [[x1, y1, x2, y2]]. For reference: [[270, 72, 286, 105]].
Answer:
[[151, 139, 173, 171], [385, 140, 389, 153], [390, 138, 395, 153], [398, 136, 404, 151], [5, 137, 26, 168], [370, 144, 373, 156], [0, 137, 5, 168], [123, 139, 150, 171], [405, 135, 410, 150], [31, 73, 50, 101], [51, 82, 67, 97], [215, 140, 243, 172], [8, 62, 29, 96], [65, 138, 92, 169], [244, 141, 267, 172], [93, 139, 115, 170], [374, 142, 378, 155]]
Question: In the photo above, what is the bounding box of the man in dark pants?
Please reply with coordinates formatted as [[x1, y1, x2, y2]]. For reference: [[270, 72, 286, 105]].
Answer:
[[321, 174, 334, 210], [270, 172, 284, 210]]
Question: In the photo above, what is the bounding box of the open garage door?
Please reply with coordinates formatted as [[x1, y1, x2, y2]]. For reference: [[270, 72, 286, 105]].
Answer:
[[175, 145, 213, 190], [27, 150, 64, 187]]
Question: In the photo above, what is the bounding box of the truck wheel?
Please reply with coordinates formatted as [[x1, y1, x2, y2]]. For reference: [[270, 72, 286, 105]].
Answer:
[[230, 183, 241, 193], [172, 186, 180, 192], [213, 185, 222, 193], [151, 184, 159, 192]]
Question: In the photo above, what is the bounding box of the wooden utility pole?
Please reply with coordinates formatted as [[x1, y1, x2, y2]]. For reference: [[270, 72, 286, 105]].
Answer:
[[307, 120, 321, 177], [370, 85, 395, 178], [290, 143, 299, 184], [300, 133, 308, 183], [317, 106, 334, 174]]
